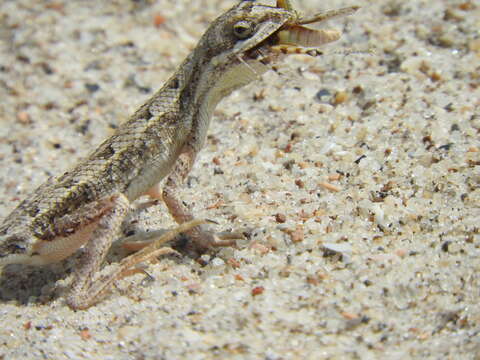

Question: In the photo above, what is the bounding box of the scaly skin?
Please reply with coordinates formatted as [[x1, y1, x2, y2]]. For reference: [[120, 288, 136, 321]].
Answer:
[[0, 1, 358, 309]]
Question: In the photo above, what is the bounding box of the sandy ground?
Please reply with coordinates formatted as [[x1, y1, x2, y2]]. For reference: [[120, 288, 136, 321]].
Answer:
[[0, 0, 479, 359]]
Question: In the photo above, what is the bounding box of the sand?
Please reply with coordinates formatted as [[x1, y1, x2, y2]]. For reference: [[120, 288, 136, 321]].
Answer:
[[0, 0, 479, 359]]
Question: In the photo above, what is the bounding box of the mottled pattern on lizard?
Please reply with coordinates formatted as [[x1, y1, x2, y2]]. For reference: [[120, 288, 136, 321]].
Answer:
[[0, 0, 358, 309]]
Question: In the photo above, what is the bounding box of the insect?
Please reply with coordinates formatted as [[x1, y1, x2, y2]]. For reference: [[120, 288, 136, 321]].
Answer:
[[0, 0, 358, 309]]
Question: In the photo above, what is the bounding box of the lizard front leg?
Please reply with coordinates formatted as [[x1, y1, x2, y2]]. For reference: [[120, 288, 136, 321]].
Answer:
[[162, 146, 239, 252]]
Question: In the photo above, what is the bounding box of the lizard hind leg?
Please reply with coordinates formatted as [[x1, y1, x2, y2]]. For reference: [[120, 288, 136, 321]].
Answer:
[[69, 220, 208, 310], [66, 193, 130, 310]]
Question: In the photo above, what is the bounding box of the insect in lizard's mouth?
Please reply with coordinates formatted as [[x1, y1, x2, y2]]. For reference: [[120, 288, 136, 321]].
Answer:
[[244, 27, 333, 66], [244, 22, 342, 65], [243, 3, 360, 65]]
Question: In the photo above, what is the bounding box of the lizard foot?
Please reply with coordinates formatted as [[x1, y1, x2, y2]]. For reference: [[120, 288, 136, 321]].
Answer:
[[121, 223, 245, 254]]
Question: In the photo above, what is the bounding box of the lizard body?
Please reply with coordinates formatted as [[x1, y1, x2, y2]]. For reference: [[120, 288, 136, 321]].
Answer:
[[0, 0, 357, 309]]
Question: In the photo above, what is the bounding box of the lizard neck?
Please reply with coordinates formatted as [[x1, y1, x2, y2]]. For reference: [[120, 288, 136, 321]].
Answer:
[[178, 50, 270, 150]]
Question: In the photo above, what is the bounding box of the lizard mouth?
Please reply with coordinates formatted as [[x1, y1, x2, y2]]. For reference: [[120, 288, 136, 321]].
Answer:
[[245, 4, 359, 63], [244, 25, 338, 65]]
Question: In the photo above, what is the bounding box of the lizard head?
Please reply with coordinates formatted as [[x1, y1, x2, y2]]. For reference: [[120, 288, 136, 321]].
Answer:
[[196, 0, 359, 59], [188, 0, 358, 110]]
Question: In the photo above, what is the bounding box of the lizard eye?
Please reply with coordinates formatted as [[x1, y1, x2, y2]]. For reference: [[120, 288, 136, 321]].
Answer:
[[233, 20, 255, 39]]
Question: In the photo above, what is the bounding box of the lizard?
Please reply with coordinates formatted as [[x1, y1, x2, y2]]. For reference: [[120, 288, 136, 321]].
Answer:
[[0, 0, 358, 309]]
